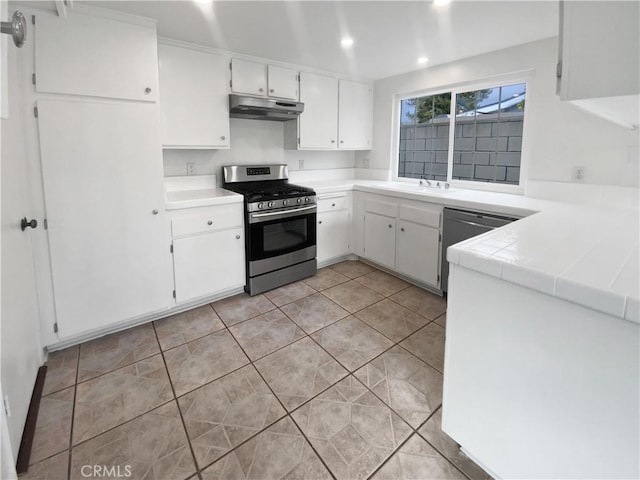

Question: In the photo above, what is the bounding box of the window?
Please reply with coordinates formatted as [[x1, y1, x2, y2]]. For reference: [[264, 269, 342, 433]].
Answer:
[[397, 81, 527, 189]]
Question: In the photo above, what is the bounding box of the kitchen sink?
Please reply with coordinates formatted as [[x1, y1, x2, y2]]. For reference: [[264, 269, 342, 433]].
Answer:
[[372, 182, 456, 194]]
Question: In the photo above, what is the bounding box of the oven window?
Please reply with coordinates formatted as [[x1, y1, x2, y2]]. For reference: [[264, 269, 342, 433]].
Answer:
[[263, 218, 307, 252]]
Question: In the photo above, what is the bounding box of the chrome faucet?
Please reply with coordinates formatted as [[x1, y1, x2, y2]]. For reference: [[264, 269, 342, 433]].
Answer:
[[419, 176, 433, 187]]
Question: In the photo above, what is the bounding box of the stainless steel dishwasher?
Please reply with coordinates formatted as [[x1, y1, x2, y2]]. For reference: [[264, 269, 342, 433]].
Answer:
[[441, 208, 519, 293]]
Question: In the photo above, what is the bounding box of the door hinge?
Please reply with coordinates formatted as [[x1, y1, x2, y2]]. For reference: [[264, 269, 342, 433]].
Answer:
[[172, 290, 176, 299], [297, 74, 300, 81], [43, 219, 48, 230], [437, 274, 440, 282], [439, 232, 442, 242], [32, 15, 36, 25], [33, 106, 38, 118], [170, 244, 173, 254], [229, 61, 232, 71], [53, 322, 58, 333], [556, 61, 562, 79], [32, 73, 36, 85], [230, 80, 232, 89], [297, 137, 300, 145]]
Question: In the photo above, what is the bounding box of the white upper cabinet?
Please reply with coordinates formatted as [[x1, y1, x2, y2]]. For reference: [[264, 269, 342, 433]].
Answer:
[[231, 59, 298, 100], [35, 12, 159, 102], [558, 1, 639, 128], [231, 58, 267, 96], [338, 80, 372, 149], [159, 43, 230, 149], [267, 65, 298, 100], [298, 72, 339, 149]]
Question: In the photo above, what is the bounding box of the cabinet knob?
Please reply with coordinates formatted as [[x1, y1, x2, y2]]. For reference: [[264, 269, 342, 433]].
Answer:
[[207, 220, 213, 226], [144, 87, 151, 95], [318, 220, 323, 224], [152, 209, 158, 215], [258, 88, 264, 93], [20, 218, 37, 231], [221, 135, 226, 141], [401, 227, 405, 232], [235, 235, 241, 239], [340, 140, 344, 144], [269, 88, 275, 93], [331, 140, 335, 144], [331, 203, 336, 207], [388, 224, 392, 228]]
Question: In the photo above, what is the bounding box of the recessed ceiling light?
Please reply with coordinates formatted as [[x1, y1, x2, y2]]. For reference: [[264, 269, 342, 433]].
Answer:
[[341, 37, 354, 49], [417, 57, 429, 65], [434, 0, 451, 6]]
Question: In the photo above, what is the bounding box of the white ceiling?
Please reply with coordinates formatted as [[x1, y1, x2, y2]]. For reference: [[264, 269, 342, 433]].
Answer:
[[20, 1, 560, 80]]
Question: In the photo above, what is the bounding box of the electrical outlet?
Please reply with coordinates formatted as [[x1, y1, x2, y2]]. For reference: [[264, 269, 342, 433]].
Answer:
[[187, 162, 196, 176], [572, 166, 585, 183], [298, 159, 304, 170]]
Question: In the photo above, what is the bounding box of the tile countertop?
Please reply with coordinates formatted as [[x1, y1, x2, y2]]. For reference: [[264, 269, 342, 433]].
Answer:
[[308, 179, 639, 324], [164, 175, 243, 210]]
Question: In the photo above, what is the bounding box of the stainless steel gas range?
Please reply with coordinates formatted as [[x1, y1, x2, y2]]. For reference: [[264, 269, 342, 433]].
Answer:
[[222, 164, 317, 295]]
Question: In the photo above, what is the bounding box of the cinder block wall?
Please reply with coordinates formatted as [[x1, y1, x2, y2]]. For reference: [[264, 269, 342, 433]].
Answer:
[[398, 112, 524, 184]]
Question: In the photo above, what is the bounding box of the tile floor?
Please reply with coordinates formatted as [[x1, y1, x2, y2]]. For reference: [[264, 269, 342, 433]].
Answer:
[[26, 260, 491, 480]]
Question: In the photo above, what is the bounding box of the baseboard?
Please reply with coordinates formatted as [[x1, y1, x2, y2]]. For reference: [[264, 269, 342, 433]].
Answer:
[[16, 365, 47, 474]]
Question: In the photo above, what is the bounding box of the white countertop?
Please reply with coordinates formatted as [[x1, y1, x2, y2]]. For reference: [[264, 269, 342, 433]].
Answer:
[[164, 175, 243, 210], [308, 179, 639, 324]]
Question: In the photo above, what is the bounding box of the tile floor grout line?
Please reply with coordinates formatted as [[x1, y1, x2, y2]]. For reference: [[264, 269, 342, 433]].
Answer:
[[151, 324, 202, 479], [416, 422, 478, 480], [210, 297, 279, 329], [65, 345, 81, 480]]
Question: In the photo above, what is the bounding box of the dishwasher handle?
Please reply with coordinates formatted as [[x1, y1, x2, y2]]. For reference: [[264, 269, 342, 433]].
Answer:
[[448, 218, 501, 230]]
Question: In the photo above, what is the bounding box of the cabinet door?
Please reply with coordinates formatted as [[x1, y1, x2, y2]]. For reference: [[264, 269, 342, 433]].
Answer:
[[173, 228, 245, 303], [231, 58, 267, 96], [267, 65, 298, 100], [397, 220, 440, 287], [159, 44, 230, 148], [364, 213, 396, 269], [317, 210, 350, 263], [338, 80, 372, 149], [299, 72, 339, 149], [37, 99, 173, 338], [35, 12, 159, 102]]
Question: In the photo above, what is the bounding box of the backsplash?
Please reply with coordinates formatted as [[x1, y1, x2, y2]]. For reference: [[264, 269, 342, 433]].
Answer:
[[163, 119, 356, 186], [525, 180, 640, 211]]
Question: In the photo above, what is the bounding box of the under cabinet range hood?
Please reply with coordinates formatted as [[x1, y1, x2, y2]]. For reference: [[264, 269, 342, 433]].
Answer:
[[229, 94, 304, 121]]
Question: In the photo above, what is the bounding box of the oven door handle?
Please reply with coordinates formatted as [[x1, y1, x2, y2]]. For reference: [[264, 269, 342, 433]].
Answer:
[[249, 205, 317, 222]]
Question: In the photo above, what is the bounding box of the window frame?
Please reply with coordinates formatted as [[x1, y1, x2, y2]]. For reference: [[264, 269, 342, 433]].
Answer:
[[391, 72, 533, 194]]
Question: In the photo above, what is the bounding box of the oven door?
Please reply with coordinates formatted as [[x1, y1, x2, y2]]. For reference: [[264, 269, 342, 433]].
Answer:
[[247, 205, 317, 277]]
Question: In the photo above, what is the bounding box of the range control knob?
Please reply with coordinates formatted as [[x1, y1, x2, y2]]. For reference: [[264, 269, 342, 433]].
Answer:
[[268, 201, 274, 208], [258, 202, 264, 209], [283, 199, 288, 206], [304, 197, 309, 203], [297, 198, 303, 204]]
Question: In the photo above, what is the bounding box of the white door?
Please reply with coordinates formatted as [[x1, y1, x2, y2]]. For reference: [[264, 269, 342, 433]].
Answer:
[[299, 72, 338, 149], [267, 65, 298, 100], [159, 44, 230, 148], [338, 80, 372, 149], [397, 220, 440, 287], [173, 228, 245, 303], [35, 12, 159, 102], [231, 58, 267, 96], [37, 99, 174, 338], [1, 26, 43, 469], [317, 210, 350, 263], [364, 212, 396, 269]]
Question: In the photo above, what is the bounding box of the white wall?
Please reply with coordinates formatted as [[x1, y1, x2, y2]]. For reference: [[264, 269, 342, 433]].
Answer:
[[163, 118, 356, 184], [371, 37, 639, 187]]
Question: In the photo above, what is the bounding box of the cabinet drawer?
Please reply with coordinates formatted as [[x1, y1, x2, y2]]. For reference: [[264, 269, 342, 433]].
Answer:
[[172, 204, 243, 236], [365, 198, 398, 218], [318, 192, 351, 212], [399, 204, 441, 228]]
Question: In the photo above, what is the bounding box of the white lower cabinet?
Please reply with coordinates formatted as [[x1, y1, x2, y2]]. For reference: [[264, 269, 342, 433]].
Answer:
[[396, 220, 440, 286], [171, 204, 245, 303], [362, 194, 442, 289], [364, 212, 396, 270], [317, 192, 351, 263]]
